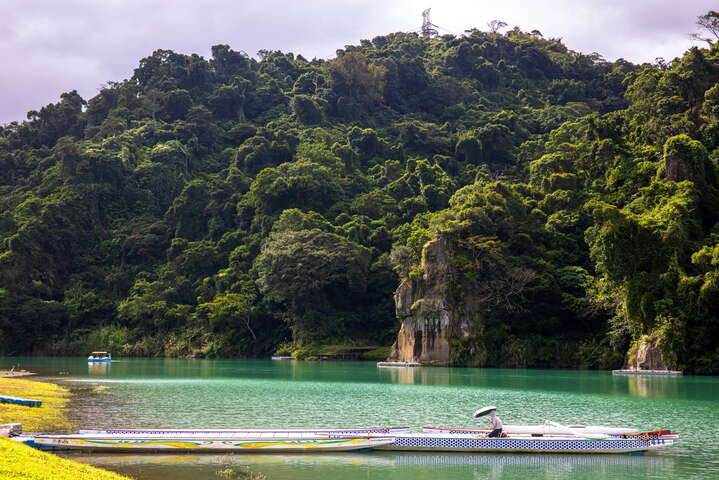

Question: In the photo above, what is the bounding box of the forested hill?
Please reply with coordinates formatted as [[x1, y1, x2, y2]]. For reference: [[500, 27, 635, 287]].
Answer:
[[1, 25, 718, 372]]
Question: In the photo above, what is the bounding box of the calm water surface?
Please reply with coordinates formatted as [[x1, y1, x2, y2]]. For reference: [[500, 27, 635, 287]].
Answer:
[[2, 357, 717, 480]]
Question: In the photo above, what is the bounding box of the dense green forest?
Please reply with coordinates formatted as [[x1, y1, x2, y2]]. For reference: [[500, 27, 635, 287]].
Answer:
[[1, 17, 719, 373]]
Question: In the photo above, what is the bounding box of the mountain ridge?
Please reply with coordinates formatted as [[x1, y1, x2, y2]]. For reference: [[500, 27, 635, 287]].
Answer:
[[1, 25, 718, 373]]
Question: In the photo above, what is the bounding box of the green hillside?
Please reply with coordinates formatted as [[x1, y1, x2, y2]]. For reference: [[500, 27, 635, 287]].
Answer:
[[1, 21, 718, 372]]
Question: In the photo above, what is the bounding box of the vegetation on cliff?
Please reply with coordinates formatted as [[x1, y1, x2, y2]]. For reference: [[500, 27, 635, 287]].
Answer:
[[1, 14, 718, 372]]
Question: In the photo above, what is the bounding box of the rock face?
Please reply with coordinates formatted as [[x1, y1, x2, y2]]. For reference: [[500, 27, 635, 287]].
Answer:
[[665, 153, 694, 183], [626, 335, 670, 371], [387, 234, 477, 365]]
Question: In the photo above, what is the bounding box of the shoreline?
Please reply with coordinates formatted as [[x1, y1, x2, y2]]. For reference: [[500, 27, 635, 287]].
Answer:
[[0, 375, 131, 480], [0, 370, 37, 378]]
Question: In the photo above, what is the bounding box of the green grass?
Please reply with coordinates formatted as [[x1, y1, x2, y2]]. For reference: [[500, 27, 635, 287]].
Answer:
[[317, 344, 390, 355], [0, 378, 73, 432], [0, 437, 132, 480], [361, 346, 391, 360], [0, 377, 132, 479], [282, 343, 392, 360]]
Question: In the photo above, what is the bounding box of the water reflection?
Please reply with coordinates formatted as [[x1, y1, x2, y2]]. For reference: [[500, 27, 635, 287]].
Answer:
[[380, 367, 434, 385], [88, 362, 111, 376], [625, 375, 681, 398], [65, 451, 675, 480]]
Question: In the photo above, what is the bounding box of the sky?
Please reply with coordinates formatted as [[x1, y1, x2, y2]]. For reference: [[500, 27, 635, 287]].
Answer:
[[0, 0, 715, 125]]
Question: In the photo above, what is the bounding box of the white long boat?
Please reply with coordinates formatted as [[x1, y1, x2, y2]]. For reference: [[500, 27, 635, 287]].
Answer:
[[78, 426, 409, 435], [372, 432, 675, 454], [423, 423, 638, 436], [33, 431, 394, 453]]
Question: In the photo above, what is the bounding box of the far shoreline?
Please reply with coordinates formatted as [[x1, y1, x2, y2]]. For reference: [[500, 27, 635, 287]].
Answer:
[[0, 370, 37, 378]]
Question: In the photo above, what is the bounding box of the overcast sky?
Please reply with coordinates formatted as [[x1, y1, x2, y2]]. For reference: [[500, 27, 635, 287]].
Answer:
[[0, 0, 714, 125]]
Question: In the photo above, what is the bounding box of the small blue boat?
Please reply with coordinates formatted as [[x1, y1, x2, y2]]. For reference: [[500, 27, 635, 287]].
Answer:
[[87, 351, 112, 363]]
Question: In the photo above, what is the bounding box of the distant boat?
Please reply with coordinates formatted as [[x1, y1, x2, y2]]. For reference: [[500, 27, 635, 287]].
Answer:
[[87, 352, 112, 363]]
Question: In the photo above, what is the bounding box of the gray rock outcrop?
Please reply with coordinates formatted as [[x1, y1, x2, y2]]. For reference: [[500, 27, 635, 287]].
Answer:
[[387, 234, 479, 365]]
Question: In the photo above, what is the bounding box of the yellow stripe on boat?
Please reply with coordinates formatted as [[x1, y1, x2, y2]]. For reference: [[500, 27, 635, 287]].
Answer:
[[238, 438, 364, 449], [75, 439, 205, 448]]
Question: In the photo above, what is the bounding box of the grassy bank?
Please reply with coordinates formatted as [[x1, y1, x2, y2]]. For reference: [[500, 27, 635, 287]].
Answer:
[[0, 437, 131, 480], [0, 377, 131, 480], [275, 343, 392, 361], [0, 377, 73, 432]]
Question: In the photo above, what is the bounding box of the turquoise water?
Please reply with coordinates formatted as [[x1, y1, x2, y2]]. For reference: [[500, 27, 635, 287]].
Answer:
[[2, 357, 717, 479]]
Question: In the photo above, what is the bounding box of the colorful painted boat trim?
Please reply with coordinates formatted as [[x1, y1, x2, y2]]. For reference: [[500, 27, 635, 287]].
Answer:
[[79, 426, 409, 436], [33, 434, 394, 452]]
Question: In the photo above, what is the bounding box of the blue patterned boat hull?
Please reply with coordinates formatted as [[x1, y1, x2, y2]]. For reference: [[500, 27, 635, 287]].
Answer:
[[374, 434, 672, 454]]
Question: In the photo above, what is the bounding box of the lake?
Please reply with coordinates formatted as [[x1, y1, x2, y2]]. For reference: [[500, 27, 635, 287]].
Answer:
[[2, 357, 717, 479]]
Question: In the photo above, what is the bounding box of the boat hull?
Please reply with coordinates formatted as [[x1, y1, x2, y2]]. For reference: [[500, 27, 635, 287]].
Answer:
[[374, 434, 672, 454], [424, 425, 638, 436], [33, 435, 394, 453], [78, 427, 409, 435]]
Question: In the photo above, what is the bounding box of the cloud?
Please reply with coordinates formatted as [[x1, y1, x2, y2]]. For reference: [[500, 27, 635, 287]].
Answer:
[[0, 0, 714, 124]]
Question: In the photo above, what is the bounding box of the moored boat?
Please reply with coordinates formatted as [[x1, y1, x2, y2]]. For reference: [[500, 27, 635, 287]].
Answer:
[[423, 423, 638, 436], [78, 426, 409, 435], [372, 432, 675, 454], [87, 352, 112, 363], [33, 431, 394, 452]]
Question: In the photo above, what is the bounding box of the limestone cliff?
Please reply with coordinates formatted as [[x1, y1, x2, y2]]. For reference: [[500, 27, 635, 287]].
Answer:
[[625, 334, 671, 371], [387, 234, 479, 365]]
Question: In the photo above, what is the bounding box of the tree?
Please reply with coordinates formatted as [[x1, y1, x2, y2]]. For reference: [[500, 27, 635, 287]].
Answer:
[[330, 52, 387, 106], [211, 44, 251, 77], [255, 229, 370, 341], [389, 245, 414, 279], [208, 84, 244, 119], [250, 160, 343, 214], [488, 20, 508, 34], [198, 293, 256, 338], [161, 89, 193, 121], [290, 95, 322, 125], [691, 10, 719, 45]]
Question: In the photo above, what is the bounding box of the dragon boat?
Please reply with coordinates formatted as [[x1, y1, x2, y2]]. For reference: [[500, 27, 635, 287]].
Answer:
[[406, 409, 678, 454], [371, 431, 676, 454], [78, 426, 409, 436], [423, 422, 638, 436], [28, 409, 678, 455], [32, 431, 394, 452]]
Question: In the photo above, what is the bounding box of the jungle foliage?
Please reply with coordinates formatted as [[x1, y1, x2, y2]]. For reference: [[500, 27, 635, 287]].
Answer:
[[1, 23, 718, 372]]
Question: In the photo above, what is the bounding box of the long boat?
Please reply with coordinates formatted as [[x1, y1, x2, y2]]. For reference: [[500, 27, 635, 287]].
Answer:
[[33, 431, 394, 453], [78, 426, 409, 435], [30, 423, 677, 454], [372, 432, 675, 454], [423, 423, 639, 436]]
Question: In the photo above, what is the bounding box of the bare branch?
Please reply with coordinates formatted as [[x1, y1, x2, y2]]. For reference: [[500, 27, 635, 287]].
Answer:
[[691, 10, 719, 45], [487, 20, 508, 34]]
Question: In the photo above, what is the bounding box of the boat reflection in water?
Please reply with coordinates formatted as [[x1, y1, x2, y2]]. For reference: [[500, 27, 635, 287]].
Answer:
[[65, 451, 675, 480], [87, 361, 110, 376]]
